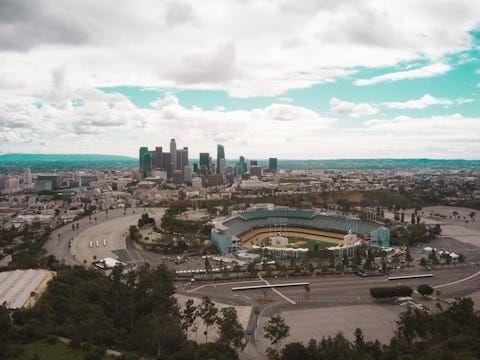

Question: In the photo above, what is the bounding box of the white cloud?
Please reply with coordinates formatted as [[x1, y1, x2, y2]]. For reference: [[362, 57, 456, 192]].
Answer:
[[354, 63, 451, 86], [0, 1, 479, 97], [362, 114, 480, 137], [261, 103, 334, 125], [166, 43, 237, 84], [1, 90, 479, 158], [383, 94, 473, 109], [165, 1, 197, 26], [385, 94, 450, 109], [329, 97, 378, 117]]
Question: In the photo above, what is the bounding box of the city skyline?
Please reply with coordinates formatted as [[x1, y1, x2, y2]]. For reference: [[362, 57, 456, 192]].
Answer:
[[0, 1, 479, 159]]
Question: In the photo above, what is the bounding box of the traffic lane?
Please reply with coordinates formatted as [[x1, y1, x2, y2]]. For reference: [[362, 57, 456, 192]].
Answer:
[[193, 267, 479, 301]]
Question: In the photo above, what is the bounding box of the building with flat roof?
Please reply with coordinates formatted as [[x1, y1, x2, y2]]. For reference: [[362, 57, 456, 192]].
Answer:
[[176, 147, 188, 171], [0, 269, 55, 309]]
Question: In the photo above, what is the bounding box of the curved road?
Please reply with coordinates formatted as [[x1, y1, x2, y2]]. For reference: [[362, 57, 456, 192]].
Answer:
[[44, 207, 165, 266]]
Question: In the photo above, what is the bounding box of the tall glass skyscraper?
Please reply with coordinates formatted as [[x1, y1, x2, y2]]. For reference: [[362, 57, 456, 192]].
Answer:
[[199, 152, 209, 167], [139, 147, 152, 178], [269, 157, 278, 171], [216, 144, 225, 174]]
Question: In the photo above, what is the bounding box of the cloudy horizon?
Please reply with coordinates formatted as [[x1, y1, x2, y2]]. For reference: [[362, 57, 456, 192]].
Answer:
[[0, 0, 479, 159]]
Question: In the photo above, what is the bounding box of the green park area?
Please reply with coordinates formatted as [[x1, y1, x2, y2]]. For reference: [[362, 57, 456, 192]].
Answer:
[[18, 340, 111, 360]]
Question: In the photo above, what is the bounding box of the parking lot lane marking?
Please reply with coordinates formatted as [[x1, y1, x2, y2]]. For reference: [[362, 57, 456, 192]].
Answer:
[[258, 274, 296, 305]]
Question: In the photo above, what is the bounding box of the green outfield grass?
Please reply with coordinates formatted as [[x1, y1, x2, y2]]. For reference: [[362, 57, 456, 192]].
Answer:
[[288, 236, 339, 250]]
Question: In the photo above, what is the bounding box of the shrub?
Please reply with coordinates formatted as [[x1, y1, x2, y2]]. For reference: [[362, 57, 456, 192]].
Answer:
[[417, 284, 434, 297], [370, 286, 413, 299]]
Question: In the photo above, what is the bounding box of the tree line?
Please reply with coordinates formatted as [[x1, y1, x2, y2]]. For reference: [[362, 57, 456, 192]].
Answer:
[[0, 265, 245, 359]]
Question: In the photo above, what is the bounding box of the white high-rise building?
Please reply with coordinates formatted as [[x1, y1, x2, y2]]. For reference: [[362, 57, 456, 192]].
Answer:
[[183, 165, 193, 184], [219, 158, 226, 175], [23, 168, 32, 189], [170, 138, 177, 171], [3, 176, 21, 194], [192, 177, 203, 190]]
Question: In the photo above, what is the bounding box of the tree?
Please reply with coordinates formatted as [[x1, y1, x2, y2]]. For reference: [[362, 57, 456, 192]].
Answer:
[[264, 315, 290, 355], [429, 249, 439, 265], [354, 328, 365, 354], [0, 305, 11, 353], [181, 299, 197, 333], [420, 257, 428, 267], [281, 342, 309, 359], [405, 247, 412, 266], [445, 253, 452, 265], [304, 284, 310, 299], [197, 297, 218, 342], [217, 307, 246, 353], [129, 225, 141, 241], [469, 211, 476, 221], [289, 257, 296, 270], [247, 262, 257, 276], [417, 284, 434, 297], [342, 253, 349, 267], [204, 257, 212, 275]]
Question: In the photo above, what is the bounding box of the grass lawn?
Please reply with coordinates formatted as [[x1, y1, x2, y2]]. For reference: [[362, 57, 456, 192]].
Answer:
[[19, 340, 112, 360]]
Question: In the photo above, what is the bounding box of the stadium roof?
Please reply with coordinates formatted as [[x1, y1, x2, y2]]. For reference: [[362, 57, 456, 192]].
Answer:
[[0, 269, 53, 309]]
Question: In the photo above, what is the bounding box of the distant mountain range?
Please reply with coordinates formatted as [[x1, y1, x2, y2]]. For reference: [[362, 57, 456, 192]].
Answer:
[[0, 153, 479, 171], [0, 153, 137, 170]]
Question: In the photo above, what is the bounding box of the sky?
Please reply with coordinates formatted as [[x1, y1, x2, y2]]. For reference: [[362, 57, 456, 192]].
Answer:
[[0, 0, 479, 159]]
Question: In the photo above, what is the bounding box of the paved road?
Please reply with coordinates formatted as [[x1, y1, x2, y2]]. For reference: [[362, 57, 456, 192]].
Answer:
[[186, 266, 479, 304], [44, 207, 165, 265], [183, 266, 480, 360]]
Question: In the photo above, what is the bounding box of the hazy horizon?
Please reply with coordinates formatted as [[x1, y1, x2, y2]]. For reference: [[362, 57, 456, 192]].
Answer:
[[1, 153, 480, 162]]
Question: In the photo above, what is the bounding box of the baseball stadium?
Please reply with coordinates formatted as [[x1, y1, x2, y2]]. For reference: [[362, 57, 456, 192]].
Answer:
[[211, 204, 390, 259]]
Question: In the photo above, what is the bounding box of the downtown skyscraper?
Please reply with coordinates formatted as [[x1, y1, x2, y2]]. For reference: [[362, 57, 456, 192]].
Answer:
[[216, 145, 225, 174]]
